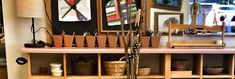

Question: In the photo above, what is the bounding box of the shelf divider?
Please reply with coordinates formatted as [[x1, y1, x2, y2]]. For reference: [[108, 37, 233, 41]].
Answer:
[[27, 53, 32, 79], [232, 55, 235, 79], [199, 54, 203, 79], [164, 53, 171, 79], [63, 54, 67, 79], [98, 54, 101, 79]]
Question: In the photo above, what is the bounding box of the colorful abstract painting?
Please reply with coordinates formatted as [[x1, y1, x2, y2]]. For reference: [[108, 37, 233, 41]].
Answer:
[[105, 0, 137, 26]]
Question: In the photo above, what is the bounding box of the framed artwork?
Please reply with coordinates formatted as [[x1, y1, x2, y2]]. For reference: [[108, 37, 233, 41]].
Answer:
[[154, 12, 183, 35], [152, 0, 182, 11], [58, 0, 91, 22], [101, 0, 141, 33]]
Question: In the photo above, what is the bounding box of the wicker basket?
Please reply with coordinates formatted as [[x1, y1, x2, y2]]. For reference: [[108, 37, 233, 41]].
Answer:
[[74, 62, 94, 75], [138, 67, 151, 76], [172, 59, 191, 71], [104, 57, 126, 76]]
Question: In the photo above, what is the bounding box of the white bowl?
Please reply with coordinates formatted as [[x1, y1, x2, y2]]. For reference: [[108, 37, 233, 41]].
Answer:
[[51, 70, 63, 76], [50, 63, 62, 71]]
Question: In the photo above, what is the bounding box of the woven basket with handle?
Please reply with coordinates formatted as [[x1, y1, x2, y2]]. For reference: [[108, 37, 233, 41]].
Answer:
[[104, 56, 126, 76]]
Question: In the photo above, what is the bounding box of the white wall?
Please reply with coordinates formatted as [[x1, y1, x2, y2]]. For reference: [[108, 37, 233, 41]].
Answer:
[[3, 0, 47, 79]]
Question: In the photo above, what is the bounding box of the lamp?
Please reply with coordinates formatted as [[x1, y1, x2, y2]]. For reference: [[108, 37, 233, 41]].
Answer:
[[16, 0, 45, 48]]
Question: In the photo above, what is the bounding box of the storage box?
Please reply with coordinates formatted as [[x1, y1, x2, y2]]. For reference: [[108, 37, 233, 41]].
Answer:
[[171, 71, 192, 77]]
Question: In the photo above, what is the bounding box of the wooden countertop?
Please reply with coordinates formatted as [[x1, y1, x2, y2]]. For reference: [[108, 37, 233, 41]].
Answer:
[[22, 47, 235, 54]]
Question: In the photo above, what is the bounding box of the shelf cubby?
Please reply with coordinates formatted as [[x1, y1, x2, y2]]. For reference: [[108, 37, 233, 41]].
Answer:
[[66, 54, 98, 76], [30, 53, 64, 76], [202, 54, 234, 79], [170, 54, 202, 78], [139, 54, 164, 76], [101, 54, 125, 76]]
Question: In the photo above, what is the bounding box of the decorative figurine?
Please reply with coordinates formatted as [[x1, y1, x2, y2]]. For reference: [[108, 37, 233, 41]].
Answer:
[[213, 10, 218, 26], [190, 0, 201, 25], [202, 10, 206, 25]]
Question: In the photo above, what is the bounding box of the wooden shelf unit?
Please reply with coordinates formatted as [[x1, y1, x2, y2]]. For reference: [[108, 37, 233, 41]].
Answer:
[[22, 47, 235, 79]]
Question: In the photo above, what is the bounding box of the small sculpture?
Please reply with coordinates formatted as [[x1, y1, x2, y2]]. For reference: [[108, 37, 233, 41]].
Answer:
[[190, 0, 201, 25]]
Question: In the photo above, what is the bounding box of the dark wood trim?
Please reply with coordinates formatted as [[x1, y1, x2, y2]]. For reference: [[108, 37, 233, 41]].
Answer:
[[152, 0, 182, 11], [154, 12, 184, 35]]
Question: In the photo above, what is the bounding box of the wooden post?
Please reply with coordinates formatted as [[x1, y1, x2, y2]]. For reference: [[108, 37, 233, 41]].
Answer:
[[222, 22, 225, 44], [199, 54, 203, 79], [63, 54, 67, 79], [232, 55, 235, 79], [98, 54, 101, 79], [164, 53, 171, 79], [97, 0, 102, 34], [168, 22, 172, 47], [27, 53, 31, 79]]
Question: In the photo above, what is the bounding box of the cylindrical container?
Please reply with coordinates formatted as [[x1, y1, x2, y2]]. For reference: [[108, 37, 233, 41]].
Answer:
[[151, 36, 161, 48], [53, 35, 63, 47], [50, 63, 62, 71], [51, 70, 63, 76], [64, 35, 74, 47], [140, 36, 150, 48], [97, 35, 107, 48], [75, 35, 85, 48], [108, 35, 118, 48], [86, 36, 96, 47]]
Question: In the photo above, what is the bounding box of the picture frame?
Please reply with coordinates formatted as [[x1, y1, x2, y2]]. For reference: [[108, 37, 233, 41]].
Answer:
[[154, 12, 184, 35], [100, 0, 141, 33], [152, 0, 182, 11]]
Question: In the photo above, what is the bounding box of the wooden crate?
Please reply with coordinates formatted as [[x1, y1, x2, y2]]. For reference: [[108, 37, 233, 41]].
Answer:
[[171, 71, 192, 76]]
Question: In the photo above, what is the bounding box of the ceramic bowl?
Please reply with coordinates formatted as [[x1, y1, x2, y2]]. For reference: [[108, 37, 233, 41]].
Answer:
[[50, 63, 62, 71], [51, 70, 63, 76], [204, 66, 224, 75]]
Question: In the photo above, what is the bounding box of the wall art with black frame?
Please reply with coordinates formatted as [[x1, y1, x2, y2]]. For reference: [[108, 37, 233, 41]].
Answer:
[[101, 0, 141, 33], [152, 0, 182, 11], [51, 0, 98, 35]]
